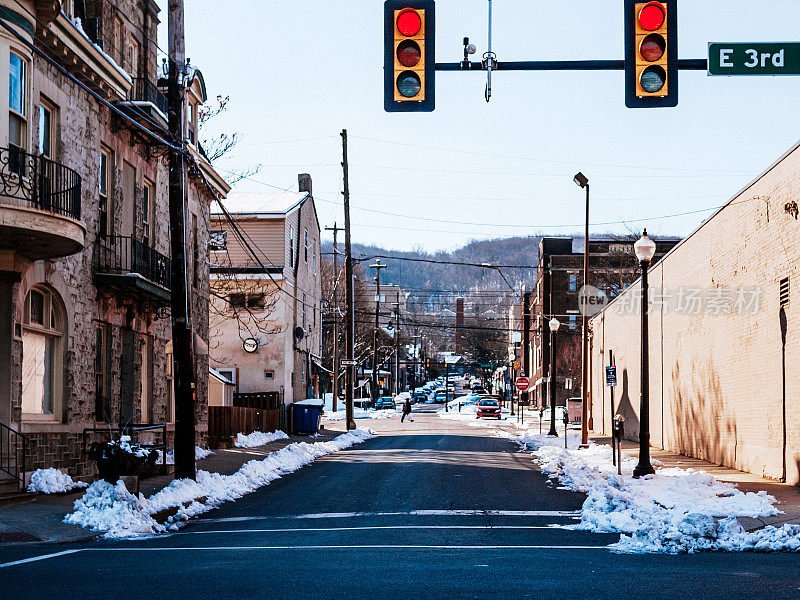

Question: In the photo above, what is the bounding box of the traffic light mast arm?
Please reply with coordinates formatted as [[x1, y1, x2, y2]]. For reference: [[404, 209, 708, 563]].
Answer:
[[434, 59, 707, 71]]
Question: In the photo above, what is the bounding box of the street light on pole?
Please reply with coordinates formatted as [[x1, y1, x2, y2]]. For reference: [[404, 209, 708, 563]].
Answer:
[[633, 230, 657, 479], [547, 317, 560, 437], [573, 171, 590, 448]]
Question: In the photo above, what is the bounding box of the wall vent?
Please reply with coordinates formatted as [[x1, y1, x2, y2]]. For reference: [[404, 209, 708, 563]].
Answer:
[[780, 277, 790, 308]]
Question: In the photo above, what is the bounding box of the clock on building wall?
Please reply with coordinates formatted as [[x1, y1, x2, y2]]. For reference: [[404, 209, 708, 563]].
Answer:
[[243, 338, 259, 353]]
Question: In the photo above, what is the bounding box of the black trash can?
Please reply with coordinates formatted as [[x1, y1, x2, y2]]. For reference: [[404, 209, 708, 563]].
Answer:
[[291, 399, 325, 435]]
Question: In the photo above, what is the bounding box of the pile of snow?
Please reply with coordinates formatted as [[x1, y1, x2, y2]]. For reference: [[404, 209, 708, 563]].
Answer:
[[65, 428, 375, 539], [27, 468, 88, 494], [518, 433, 800, 554], [234, 430, 289, 448], [158, 446, 215, 465]]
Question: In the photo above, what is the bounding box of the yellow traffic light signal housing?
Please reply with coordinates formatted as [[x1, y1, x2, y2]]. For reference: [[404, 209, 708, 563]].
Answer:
[[384, 1, 435, 112], [625, 1, 677, 108]]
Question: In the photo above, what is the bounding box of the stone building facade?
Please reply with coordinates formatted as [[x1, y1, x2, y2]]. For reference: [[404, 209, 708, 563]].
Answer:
[[0, 1, 227, 487], [589, 140, 800, 485]]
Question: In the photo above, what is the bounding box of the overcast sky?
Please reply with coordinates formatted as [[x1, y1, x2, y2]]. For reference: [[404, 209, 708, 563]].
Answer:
[[158, 1, 800, 252]]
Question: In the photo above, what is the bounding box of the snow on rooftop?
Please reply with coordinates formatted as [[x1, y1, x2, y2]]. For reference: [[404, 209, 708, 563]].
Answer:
[[214, 190, 308, 216]]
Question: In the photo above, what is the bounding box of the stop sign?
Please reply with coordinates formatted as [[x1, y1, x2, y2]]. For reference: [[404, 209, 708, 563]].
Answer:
[[515, 376, 530, 391]]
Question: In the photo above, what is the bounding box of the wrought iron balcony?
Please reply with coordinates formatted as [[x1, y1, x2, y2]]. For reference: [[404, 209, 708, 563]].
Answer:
[[0, 146, 81, 219], [94, 235, 171, 301], [0, 146, 84, 260], [127, 77, 168, 116]]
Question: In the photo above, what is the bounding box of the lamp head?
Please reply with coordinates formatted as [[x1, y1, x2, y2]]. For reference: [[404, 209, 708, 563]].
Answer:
[[549, 317, 561, 332], [634, 229, 657, 263], [573, 172, 589, 188]]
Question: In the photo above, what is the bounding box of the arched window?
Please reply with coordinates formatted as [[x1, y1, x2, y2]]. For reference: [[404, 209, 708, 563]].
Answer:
[[22, 286, 64, 419]]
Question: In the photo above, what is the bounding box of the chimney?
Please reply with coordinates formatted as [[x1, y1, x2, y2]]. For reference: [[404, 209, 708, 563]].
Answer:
[[298, 173, 312, 195], [455, 298, 465, 354]]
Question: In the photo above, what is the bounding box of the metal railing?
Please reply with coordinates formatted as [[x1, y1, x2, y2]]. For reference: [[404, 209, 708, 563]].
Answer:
[[94, 235, 171, 290], [0, 421, 28, 485], [0, 146, 81, 220], [127, 77, 168, 115]]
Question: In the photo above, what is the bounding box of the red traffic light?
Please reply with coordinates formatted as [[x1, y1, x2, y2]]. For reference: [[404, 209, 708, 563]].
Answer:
[[396, 8, 421, 36], [638, 2, 665, 31]]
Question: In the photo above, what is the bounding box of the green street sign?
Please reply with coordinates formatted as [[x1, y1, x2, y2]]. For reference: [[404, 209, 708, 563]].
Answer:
[[708, 43, 800, 76]]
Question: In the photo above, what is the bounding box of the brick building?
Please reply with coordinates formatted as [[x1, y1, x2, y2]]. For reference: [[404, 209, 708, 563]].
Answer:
[[0, 1, 227, 488], [208, 181, 322, 406], [589, 139, 800, 485], [525, 236, 678, 410]]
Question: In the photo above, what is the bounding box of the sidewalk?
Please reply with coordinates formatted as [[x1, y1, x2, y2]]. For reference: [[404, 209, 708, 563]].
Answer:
[[0, 427, 341, 545]]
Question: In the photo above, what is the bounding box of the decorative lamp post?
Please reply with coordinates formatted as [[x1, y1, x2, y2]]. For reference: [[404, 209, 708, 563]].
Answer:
[[547, 317, 560, 436], [573, 171, 590, 447], [633, 229, 657, 479]]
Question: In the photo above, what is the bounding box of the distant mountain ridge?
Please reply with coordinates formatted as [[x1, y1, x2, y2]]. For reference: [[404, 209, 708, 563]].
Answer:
[[322, 236, 543, 293]]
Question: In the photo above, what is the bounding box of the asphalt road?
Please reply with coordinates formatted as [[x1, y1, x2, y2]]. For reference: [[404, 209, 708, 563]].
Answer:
[[1, 412, 799, 600]]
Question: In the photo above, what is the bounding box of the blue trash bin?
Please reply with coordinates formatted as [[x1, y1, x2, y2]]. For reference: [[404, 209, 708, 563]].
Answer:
[[291, 399, 324, 435]]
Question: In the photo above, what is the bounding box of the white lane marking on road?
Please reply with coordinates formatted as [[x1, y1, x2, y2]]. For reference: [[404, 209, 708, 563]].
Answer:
[[197, 510, 581, 523], [0, 549, 84, 569], [173, 525, 559, 535], [91, 545, 607, 551]]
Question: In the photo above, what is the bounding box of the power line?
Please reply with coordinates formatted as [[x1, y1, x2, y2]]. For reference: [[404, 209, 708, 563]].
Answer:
[[349, 135, 758, 175], [351, 253, 537, 270]]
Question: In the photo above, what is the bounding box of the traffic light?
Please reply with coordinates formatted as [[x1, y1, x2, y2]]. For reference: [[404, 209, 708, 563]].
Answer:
[[384, 1, 435, 112], [624, 1, 677, 108]]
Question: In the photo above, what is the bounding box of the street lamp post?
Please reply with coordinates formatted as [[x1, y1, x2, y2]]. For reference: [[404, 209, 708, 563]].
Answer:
[[573, 171, 590, 448], [633, 230, 657, 479], [548, 317, 560, 436]]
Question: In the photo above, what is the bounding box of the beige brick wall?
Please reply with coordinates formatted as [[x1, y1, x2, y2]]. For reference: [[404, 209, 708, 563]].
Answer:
[[590, 141, 800, 484]]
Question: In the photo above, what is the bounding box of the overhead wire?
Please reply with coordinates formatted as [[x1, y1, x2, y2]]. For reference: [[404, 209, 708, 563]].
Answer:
[[348, 135, 758, 175]]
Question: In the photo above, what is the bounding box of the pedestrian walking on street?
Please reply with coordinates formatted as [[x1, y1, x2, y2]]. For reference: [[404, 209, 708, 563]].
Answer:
[[401, 397, 414, 422]]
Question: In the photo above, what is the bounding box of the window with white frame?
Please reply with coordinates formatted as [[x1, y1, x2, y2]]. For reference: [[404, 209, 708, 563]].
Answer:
[[9, 52, 27, 158], [304, 229, 308, 263], [38, 98, 57, 158], [99, 148, 113, 238], [142, 179, 155, 247], [312, 239, 317, 274], [22, 286, 64, 419], [289, 226, 295, 268]]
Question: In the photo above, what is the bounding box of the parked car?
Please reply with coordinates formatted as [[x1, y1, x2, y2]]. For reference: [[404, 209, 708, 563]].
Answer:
[[376, 397, 396, 410], [476, 397, 501, 419], [434, 390, 449, 403]]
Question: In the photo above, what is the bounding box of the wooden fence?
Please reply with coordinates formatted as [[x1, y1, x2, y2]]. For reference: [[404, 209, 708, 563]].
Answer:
[[207, 406, 281, 448]]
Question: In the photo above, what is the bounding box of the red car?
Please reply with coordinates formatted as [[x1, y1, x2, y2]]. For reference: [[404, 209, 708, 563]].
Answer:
[[476, 398, 501, 419]]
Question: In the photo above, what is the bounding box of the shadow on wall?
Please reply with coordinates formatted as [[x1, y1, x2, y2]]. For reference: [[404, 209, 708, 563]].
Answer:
[[671, 359, 737, 467], [615, 368, 640, 442]]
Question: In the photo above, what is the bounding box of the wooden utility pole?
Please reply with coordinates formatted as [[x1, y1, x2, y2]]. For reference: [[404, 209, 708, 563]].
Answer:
[[369, 259, 387, 405], [341, 130, 356, 431], [521, 287, 531, 409], [325, 223, 344, 412], [393, 302, 400, 396], [167, 0, 195, 480]]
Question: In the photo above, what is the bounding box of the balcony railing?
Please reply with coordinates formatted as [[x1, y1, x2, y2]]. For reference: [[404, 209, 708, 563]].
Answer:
[[127, 77, 168, 115], [95, 235, 171, 290], [0, 146, 81, 220]]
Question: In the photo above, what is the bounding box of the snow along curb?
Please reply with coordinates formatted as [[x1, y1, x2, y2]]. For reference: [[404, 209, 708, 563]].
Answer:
[[64, 428, 376, 539], [516, 432, 800, 554]]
